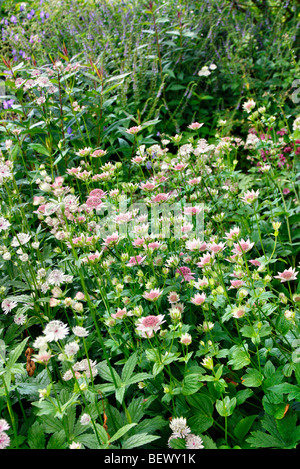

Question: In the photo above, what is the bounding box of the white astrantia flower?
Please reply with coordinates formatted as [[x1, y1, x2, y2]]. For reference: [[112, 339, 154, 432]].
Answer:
[[0, 217, 11, 232], [169, 417, 191, 438], [185, 434, 204, 449], [43, 320, 69, 342], [72, 326, 89, 337], [64, 341, 79, 357], [1, 299, 18, 315], [80, 413, 91, 425], [11, 233, 31, 247], [47, 269, 66, 286], [33, 335, 49, 350]]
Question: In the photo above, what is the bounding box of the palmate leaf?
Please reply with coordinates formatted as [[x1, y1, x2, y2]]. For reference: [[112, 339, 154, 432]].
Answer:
[[122, 433, 160, 449], [247, 411, 300, 449], [96, 358, 152, 404]]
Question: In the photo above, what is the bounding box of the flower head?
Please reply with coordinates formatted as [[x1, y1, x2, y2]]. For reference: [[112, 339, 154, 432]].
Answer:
[[136, 315, 165, 338]]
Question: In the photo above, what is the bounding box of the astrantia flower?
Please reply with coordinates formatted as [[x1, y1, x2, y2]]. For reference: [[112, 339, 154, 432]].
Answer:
[[224, 227, 240, 241], [33, 335, 49, 349], [168, 291, 180, 303], [232, 306, 246, 318], [190, 292, 206, 306], [232, 239, 254, 255], [126, 126, 141, 135], [47, 269, 67, 286], [229, 280, 245, 289], [43, 320, 69, 342], [0, 431, 10, 449], [72, 326, 89, 337], [69, 441, 82, 449], [197, 253, 214, 268], [143, 288, 162, 302], [176, 266, 195, 282], [180, 333, 192, 345], [0, 217, 11, 231], [242, 98, 256, 113], [1, 299, 17, 315], [136, 314, 165, 338], [64, 341, 80, 357], [185, 434, 204, 449], [208, 242, 226, 254], [0, 420, 9, 432], [111, 308, 128, 319], [73, 358, 98, 379], [186, 238, 207, 252], [32, 348, 53, 364], [127, 255, 146, 267], [188, 122, 204, 130], [11, 232, 31, 247], [169, 417, 191, 438], [241, 189, 259, 204], [274, 267, 298, 283], [80, 413, 91, 426]]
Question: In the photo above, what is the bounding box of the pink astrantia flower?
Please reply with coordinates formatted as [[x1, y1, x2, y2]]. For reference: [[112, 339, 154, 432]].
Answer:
[[0, 420, 9, 432], [143, 288, 162, 302], [184, 206, 202, 215], [232, 307, 246, 318], [89, 189, 107, 198], [0, 431, 10, 450], [240, 189, 259, 204], [147, 242, 161, 250], [151, 193, 169, 203], [242, 98, 256, 113], [190, 292, 206, 306], [102, 232, 119, 247], [180, 333, 192, 345], [249, 259, 261, 267], [197, 253, 214, 268], [274, 267, 298, 282], [176, 266, 195, 282], [224, 227, 240, 240], [186, 239, 207, 252], [126, 126, 141, 135], [91, 149, 107, 158], [127, 255, 146, 267], [111, 308, 128, 319], [168, 291, 180, 303], [188, 122, 204, 130], [229, 280, 245, 289], [140, 181, 157, 192], [136, 314, 165, 338], [232, 239, 254, 255], [208, 242, 226, 254]]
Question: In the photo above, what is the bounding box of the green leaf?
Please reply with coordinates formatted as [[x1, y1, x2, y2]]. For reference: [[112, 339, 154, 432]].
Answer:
[[182, 374, 202, 395], [201, 435, 217, 449], [47, 430, 67, 449], [169, 437, 186, 449], [234, 415, 257, 440], [76, 433, 101, 449], [6, 337, 29, 369], [28, 143, 50, 156], [109, 423, 137, 443], [215, 396, 236, 417], [28, 422, 46, 449], [242, 368, 263, 387], [121, 352, 137, 383], [122, 433, 160, 449], [186, 394, 214, 433]]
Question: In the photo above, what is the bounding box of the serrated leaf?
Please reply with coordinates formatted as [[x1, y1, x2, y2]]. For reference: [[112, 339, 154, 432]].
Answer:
[[122, 433, 160, 449]]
